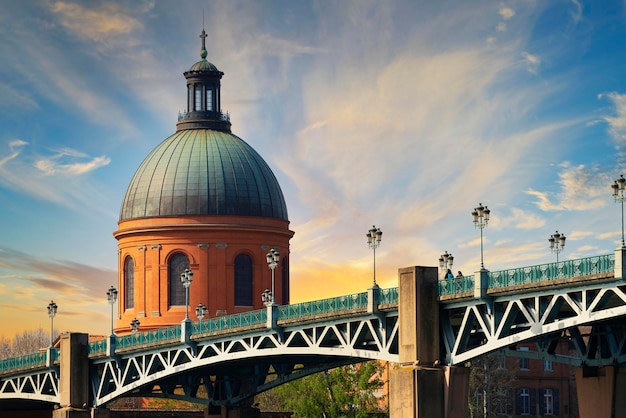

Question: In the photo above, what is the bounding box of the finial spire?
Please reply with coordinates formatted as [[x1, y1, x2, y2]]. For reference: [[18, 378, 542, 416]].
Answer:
[[200, 29, 208, 60]]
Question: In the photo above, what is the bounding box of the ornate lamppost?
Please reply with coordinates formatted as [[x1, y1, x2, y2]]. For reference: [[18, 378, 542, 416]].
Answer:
[[195, 303, 207, 321], [180, 268, 194, 320], [548, 231, 566, 262], [366, 226, 383, 285], [130, 318, 140, 333], [266, 249, 279, 305], [106, 286, 118, 336], [612, 175, 626, 248], [262, 289, 273, 307], [472, 203, 491, 270], [439, 251, 454, 279], [47, 300, 57, 347]]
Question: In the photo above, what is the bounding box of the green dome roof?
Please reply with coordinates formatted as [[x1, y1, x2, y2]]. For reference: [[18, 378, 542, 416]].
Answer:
[[119, 129, 288, 221], [188, 59, 220, 73]]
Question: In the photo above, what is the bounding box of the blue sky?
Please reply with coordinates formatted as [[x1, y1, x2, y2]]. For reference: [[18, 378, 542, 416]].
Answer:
[[1, 0, 626, 338]]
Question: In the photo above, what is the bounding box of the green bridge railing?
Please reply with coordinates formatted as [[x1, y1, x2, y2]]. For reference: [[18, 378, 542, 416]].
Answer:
[[0, 348, 57, 372], [438, 252, 615, 297]]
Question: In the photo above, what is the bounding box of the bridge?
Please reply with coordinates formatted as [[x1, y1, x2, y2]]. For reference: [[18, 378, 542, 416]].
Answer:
[[2, 248, 626, 417]]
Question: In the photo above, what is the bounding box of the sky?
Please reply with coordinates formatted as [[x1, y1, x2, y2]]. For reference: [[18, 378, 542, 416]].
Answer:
[[1, 0, 626, 339]]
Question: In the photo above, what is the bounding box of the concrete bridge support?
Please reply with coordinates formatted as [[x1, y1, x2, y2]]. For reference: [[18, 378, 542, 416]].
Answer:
[[51, 333, 110, 418], [389, 266, 469, 418], [575, 366, 626, 418]]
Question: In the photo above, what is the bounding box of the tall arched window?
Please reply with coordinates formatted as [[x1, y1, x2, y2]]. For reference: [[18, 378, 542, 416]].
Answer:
[[234, 254, 253, 306], [169, 252, 189, 306], [124, 256, 134, 310]]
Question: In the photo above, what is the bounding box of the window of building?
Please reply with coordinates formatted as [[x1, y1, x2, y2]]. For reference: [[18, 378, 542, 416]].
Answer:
[[520, 357, 529, 370], [544, 359, 553, 371], [124, 256, 134, 310], [520, 388, 530, 415], [188, 85, 193, 112], [543, 389, 553, 415], [194, 85, 202, 111], [169, 253, 189, 306], [234, 254, 253, 306], [519, 346, 530, 370], [539, 388, 559, 416], [206, 88, 213, 111]]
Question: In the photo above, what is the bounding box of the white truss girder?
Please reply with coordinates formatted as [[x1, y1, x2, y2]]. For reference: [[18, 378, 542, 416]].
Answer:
[[442, 281, 626, 365], [0, 369, 58, 403], [91, 313, 399, 406]]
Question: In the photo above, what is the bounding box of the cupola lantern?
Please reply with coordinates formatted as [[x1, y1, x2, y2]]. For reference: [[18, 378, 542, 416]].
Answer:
[[177, 29, 231, 132]]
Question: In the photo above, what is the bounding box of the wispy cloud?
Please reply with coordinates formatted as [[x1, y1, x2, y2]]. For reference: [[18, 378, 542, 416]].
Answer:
[[569, 0, 583, 24], [50, 1, 144, 46], [598, 92, 626, 145], [527, 162, 609, 211], [522, 51, 541, 74], [35, 147, 110, 176], [0, 141, 112, 211]]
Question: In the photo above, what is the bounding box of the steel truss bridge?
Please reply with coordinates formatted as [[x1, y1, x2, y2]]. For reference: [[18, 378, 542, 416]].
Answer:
[[2, 250, 626, 408]]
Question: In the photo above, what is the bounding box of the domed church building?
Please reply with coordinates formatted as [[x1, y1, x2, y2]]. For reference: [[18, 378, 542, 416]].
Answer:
[[113, 30, 293, 333]]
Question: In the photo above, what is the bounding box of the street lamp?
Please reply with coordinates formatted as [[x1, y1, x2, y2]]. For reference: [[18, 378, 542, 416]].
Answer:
[[366, 226, 383, 285], [180, 268, 194, 320], [130, 318, 140, 333], [472, 203, 491, 270], [548, 231, 566, 262], [47, 300, 57, 347], [106, 286, 118, 336], [266, 248, 279, 305], [612, 175, 626, 248], [439, 251, 454, 279], [195, 303, 207, 321], [262, 288, 273, 307]]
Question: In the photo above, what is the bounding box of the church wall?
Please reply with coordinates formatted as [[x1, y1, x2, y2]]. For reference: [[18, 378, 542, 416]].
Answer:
[[113, 215, 293, 334]]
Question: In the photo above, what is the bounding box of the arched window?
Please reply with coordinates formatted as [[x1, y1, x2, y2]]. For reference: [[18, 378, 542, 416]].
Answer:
[[124, 256, 134, 310], [234, 254, 253, 306], [169, 252, 189, 306]]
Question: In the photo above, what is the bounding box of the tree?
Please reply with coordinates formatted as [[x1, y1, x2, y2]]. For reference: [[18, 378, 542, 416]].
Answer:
[[469, 354, 517, 418], [256, 361, 388, 417], [0, 328, 53, 360]]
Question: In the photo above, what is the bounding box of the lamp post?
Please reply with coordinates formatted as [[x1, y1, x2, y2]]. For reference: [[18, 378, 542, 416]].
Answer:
[[266, 248, 279, 305], [262, 289, 273, 307], [366, 226, 383, 285], [47, 300, 57, 347], [548, 231, 566, 262], [130, 318, 140, 333], [106, 286, 118, 336], [472, 203, 491, 270], [180, 268, 194, 320], [612, 175, 626, 248], [439, 251, 454, 279], [195, 303, 207, 321]]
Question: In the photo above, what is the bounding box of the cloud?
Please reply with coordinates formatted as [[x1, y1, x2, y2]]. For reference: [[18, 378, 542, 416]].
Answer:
[[522, 51, 541, 74], [0, 247, 116, 336], [527, 163, 609, 211], [569, 0, 583, 24], [35, 147, 110, 176], [0, 141, 112, 211], [50, 1, 143, 43], [0, 140, 27, 167], [499, 5, 516, 20], [598, 92, 626, 146]]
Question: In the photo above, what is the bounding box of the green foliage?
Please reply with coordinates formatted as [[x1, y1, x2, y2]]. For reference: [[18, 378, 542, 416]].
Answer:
[[469, 354, 517, 418], [257, 361, 388, 417]]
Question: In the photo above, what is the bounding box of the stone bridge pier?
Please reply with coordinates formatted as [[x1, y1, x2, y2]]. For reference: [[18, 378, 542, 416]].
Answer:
[[389, 266, 469, 418]]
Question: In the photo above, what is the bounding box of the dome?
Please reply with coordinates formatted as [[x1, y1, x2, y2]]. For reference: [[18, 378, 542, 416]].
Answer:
[[188, 59, 220, 73], [119, 129, 288, 221]]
